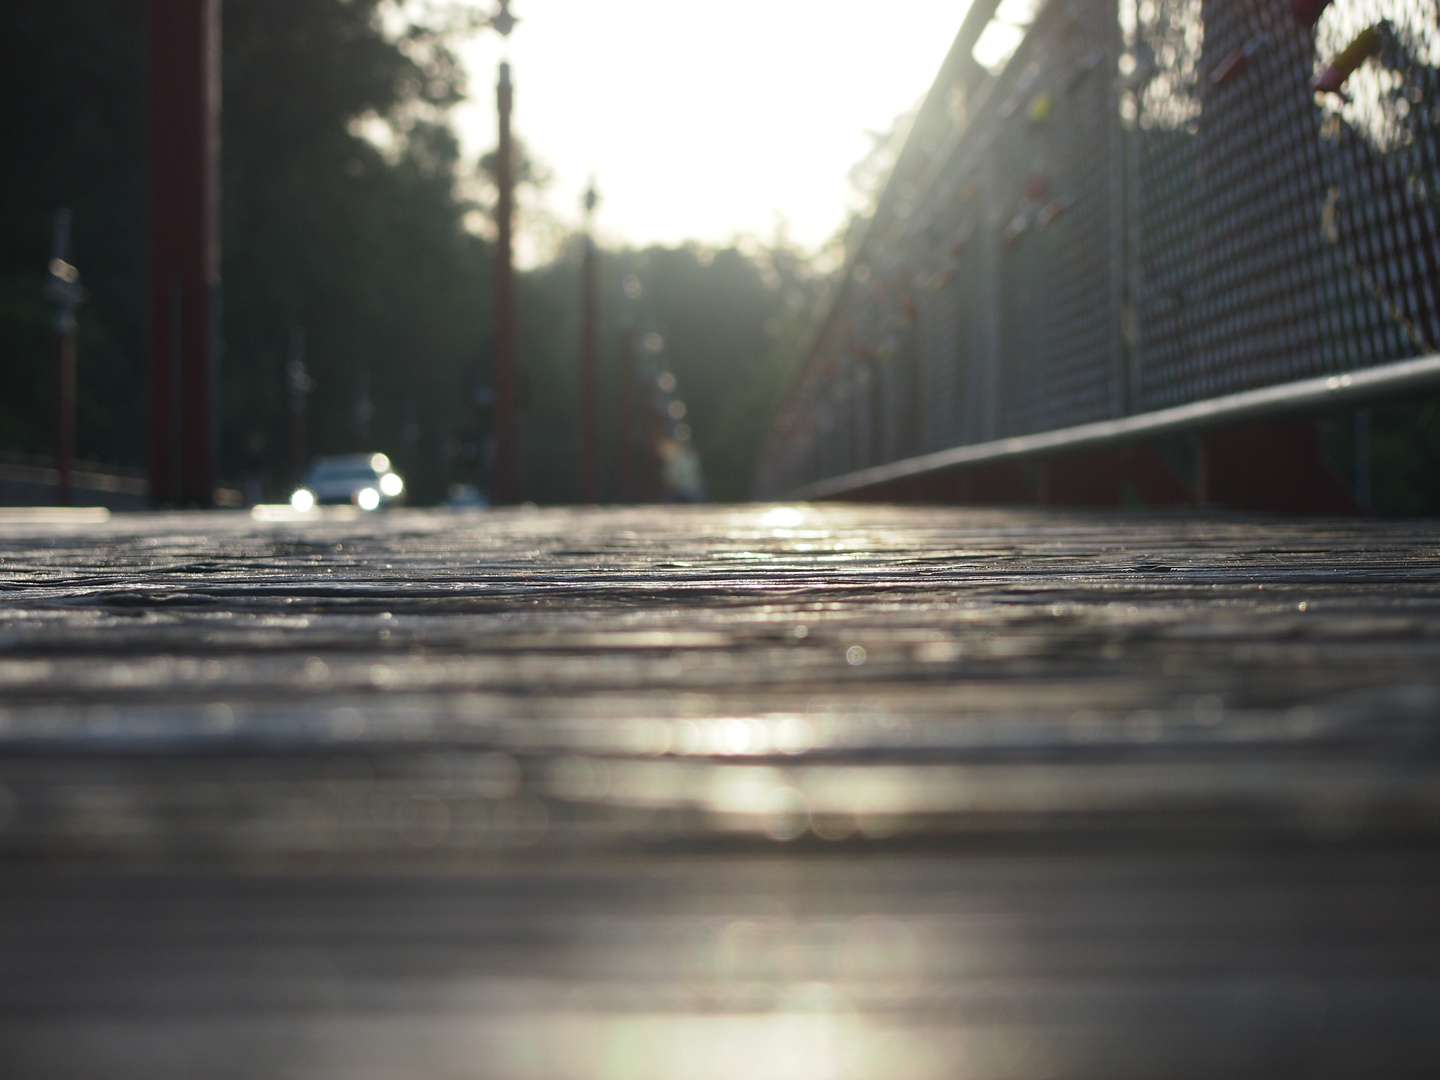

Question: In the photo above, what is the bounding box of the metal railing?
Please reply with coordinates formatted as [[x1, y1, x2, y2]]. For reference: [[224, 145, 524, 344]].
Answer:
[[755, 0, 1440, 498]]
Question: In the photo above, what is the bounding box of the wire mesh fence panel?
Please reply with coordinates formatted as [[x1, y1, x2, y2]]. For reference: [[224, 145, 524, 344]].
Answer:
[[918, 285, 962, 451], [952, 239, 990, 448], [1311, 0, 1440, 358], [1133, 0, 1407, 407], [993, 0, 1127, 436], [755, 0, 1440, 498], [1129, 0, 1440, 411], [846, 363, 866, 474]]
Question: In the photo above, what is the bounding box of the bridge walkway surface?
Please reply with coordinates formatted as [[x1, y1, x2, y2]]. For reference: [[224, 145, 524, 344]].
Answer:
[[1, 503, 1439, 1079]]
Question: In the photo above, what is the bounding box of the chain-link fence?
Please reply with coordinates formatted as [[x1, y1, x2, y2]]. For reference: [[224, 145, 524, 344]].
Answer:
[[756, 0, 1440, 498]]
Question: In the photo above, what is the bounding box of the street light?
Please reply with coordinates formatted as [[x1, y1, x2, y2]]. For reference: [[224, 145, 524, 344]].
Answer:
[[488, 0, 519, 37]]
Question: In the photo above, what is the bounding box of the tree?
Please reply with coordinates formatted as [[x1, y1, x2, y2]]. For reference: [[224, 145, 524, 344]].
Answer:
[[0, 1, 148, 462], [0, 1, 493, 503], [220, 0, 489, 502]]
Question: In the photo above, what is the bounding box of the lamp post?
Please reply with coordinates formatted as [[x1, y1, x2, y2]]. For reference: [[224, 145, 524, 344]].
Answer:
[[488, 1, 522, 504], [45, 209, 87, 507], [580, 181, 600, 503]]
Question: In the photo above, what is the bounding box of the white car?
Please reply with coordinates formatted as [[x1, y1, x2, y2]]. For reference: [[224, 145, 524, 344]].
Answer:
[[291, 454, 405, 511]]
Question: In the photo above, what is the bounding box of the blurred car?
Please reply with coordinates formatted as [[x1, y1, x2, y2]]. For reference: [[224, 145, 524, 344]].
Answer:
[[291, 453, 405, 511], [443, 482, 489, 509]]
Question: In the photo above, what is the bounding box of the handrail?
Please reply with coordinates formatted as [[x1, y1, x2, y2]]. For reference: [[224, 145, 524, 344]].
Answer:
[[790, 352, 1440, 499]]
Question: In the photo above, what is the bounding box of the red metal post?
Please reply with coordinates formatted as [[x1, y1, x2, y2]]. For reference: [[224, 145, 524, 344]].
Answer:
[[491, 62, 522, 504], [46, 209, 85, 507], [56, 329, 75, 506], [616, 321, 635, 503], [289, 409, 306, 488], [643, 391, 663, 503], [287, 329, 309, 486], [579, 185, 600, 503], [1196, 417, 1362, 515], [148, 0, 220, 507]]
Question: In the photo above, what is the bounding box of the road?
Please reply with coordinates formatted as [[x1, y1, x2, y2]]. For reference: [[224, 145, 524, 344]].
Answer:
[[1, 503, 1439, 1078]]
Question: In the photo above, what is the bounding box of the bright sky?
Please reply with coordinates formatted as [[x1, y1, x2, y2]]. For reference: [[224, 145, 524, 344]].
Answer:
[[450, 1, 973, 259]]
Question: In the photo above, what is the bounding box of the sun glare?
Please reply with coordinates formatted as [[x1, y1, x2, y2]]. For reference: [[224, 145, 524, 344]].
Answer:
[[453, 1, 973, 258], [760, 507, 807, 529]]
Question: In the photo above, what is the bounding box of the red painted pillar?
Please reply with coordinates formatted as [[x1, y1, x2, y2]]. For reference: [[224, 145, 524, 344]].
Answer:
[[1197, 417, 1362, 515], [491, 62, 522, 505], [643, 390, 663, 503], [57, 329, 76, 507], [286, 328, 309, 486], [148, 0, 220, 507], [616, 321, 634, 503], [47, 206, 83, 507], [579, 186, 599, 503]]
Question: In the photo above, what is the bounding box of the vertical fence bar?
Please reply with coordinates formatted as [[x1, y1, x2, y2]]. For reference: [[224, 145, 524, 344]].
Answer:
[[1109, 0, 1133, 418], [978, 154, 1002, 442]]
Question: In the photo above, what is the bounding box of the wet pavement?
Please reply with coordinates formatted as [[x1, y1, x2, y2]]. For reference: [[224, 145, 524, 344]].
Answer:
[[1, 503, 1439, 1078]]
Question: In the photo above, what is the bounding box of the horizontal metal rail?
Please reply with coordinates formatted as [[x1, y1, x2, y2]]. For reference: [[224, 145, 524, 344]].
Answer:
[[790, 351, 1440, 500]]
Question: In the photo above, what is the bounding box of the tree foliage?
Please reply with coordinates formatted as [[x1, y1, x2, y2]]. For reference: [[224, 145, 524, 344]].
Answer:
[[0, 0, 822, 505], [221, 0, 491, 502], [0, 0, 148, 459]]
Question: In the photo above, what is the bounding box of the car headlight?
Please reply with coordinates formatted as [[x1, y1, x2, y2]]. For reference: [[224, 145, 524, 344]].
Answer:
[[356, 487, 381, 511], [379, 472, 404, 497], [290, 489, 315, 512]]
